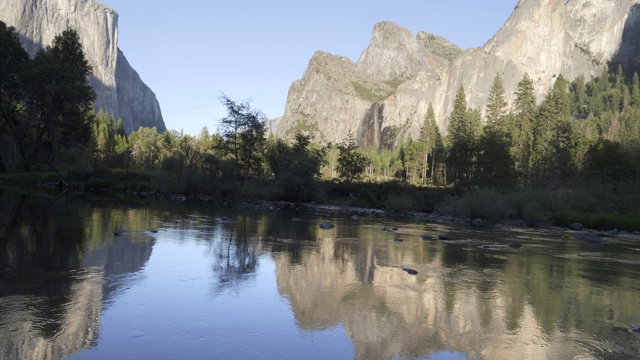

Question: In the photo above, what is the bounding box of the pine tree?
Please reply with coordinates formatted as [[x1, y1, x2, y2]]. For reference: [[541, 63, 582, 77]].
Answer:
[[485, 73, 508, 131], [446, 86, 477, 183], [532, 74, 573, 180], [512, 73, 536, 179], [419, 103, 436, 184], [336, 131, 368, 182], [631, 72, 640, 107]]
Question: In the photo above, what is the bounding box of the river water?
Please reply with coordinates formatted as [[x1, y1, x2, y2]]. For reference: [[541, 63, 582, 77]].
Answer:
[[0, 189, 639, 360]]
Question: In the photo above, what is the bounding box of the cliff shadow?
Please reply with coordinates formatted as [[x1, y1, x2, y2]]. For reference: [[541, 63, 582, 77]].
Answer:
[[611, 3, 640, 77]]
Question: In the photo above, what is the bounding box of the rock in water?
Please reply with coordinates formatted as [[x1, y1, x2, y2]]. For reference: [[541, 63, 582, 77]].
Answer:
[[420, 234, 434, 240], [575, 234, 606, 244], [402, 267, 418, 275], [319, 221, 335, 230], [508, 242, 522, 249], [569, 223, 584, 231], [438, 234, 453, 240], [0, 0, 166, 134]]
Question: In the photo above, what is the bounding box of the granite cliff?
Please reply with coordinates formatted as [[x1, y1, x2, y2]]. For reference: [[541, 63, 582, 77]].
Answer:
[[0, 0, 166, 134], [276, 0, 640, 148]]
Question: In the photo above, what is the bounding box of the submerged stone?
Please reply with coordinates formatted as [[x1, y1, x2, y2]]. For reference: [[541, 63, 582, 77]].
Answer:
[[319, 221, 335, 230], [508, 242, 522, 249], [402, 267, 418, 275], [438, 234, 453, 240], [420, 234, 434, 240], [575, 234, 605, 244]]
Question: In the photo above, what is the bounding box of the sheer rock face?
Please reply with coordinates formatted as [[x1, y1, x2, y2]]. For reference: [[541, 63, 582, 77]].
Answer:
[[357, 21, 449, 81], [0, 0, 165, 134], [277, 0, 640, 147]]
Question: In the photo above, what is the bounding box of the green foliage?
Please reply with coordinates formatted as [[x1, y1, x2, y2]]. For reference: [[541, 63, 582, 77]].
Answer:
[[324, 180, 447, 212], [485, 73, 508, 130], [446, 86, 478, 184], [219, 95, 266, 180], [551, 210, 640, 232], [532, 74, 574, 180], [350, 79, 401, 103], [265, 133, 326, 202], [336, 132, 368, 182], [436, 189, 516, 221], [0, 25, 95, 180], [284, 118, 319, 137], [475, 127, 516, 188], [423, 34, 463, 62]]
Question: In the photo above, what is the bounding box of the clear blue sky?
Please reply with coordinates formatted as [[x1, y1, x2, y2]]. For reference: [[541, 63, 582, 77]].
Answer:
[[99, 0, 518, 135]]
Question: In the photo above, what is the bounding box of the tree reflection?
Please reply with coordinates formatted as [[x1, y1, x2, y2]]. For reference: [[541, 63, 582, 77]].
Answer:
[[0, 191, 86, 338], [0, 189, 156, 359], [210, 215, 259, 292]]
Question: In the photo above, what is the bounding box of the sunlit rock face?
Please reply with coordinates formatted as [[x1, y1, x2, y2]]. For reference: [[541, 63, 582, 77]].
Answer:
[[0, 0, 166, 134], [278, 0, 640, 146]]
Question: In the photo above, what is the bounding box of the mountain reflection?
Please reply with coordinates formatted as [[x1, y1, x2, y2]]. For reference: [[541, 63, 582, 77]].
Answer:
[[0, 191, 155, 360], [272, 220, 640, 360], [1, 192, 639, 360]]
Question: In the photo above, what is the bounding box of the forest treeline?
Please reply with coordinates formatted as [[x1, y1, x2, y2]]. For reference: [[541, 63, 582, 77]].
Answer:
[[1, 25, 639, 228]]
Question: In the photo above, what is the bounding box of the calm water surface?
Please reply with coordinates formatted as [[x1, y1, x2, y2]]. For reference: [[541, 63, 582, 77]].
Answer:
[[0, 190, 639, 360]]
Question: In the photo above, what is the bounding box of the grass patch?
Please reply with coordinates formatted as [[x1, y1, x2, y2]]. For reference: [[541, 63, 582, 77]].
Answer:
[[0, 172, 59, 184], [551, 210, 640, 232]]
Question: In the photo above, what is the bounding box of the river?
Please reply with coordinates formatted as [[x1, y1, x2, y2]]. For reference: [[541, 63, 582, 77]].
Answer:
[[0, 189, 639, 359]]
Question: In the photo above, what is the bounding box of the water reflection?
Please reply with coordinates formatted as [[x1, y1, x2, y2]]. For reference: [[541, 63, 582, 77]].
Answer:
[[0, 191, 156, 360], [0, 190, 639, 360]]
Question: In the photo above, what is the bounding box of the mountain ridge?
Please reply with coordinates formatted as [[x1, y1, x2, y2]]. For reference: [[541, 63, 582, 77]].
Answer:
[[275, 0, 640, 148]]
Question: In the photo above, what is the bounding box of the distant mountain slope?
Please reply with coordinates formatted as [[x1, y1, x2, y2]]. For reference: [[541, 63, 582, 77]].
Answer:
[[0, 0, 166, 134], [276, 0, 640, 148]]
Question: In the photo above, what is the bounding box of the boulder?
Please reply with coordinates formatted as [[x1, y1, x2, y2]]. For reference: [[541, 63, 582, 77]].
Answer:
[[569, 223, 584, 231]]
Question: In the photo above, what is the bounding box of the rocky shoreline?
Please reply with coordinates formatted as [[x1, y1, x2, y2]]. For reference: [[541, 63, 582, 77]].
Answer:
[[195, 195, 640, 242]]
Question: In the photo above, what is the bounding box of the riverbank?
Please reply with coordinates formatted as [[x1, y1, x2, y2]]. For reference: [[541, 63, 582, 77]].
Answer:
[[2, 171, 640, 233]]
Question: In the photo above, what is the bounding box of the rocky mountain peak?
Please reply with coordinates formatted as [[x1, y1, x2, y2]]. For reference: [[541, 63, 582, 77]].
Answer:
[[277, 0, 640, 147], [357, 21, 448, 81]]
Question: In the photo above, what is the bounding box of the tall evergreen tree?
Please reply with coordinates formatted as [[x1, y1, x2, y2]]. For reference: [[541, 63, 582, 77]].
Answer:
[[336, 131, 368, 182], [419, 103, 436, 184], [511, 73, 536, 179], [21, 29, 96, 180], [485, 73, 508, 131], [446, 86, 477, 184], [631, 72, 640, 107], [532, 74, 573, 180], [0, 21, 29, 171]]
